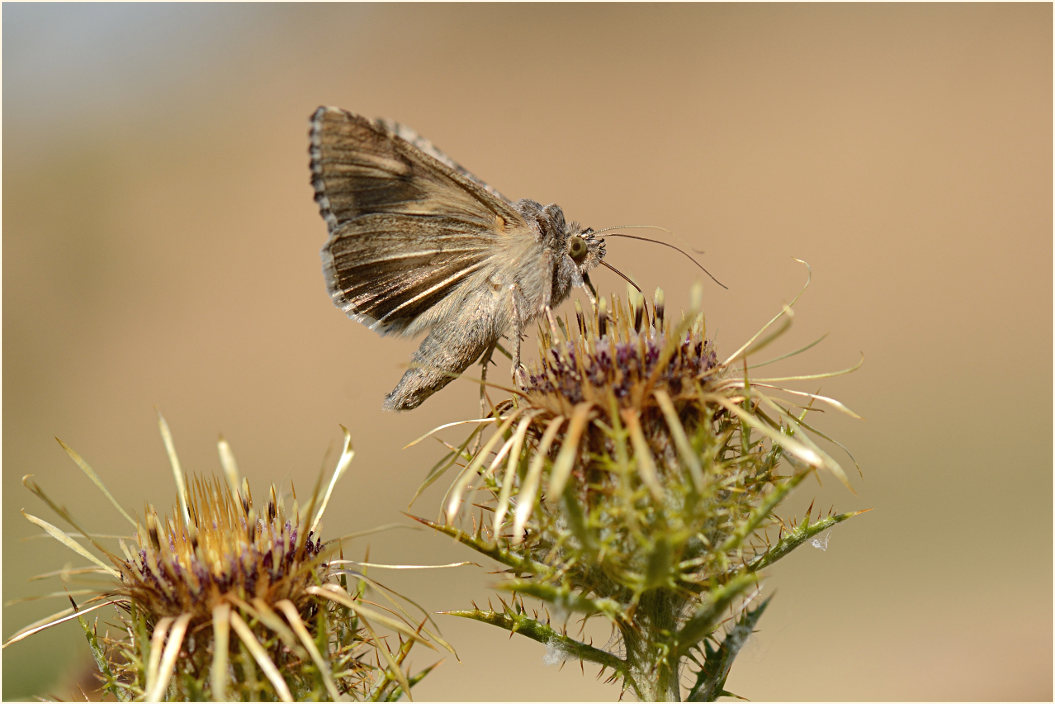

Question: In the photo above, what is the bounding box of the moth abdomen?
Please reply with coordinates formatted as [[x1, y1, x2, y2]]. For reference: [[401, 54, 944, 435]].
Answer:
[[383, 303, 506, 411]]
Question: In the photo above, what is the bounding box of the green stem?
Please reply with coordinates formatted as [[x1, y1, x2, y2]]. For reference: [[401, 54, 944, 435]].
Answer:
[[619, 589, 684, 701]]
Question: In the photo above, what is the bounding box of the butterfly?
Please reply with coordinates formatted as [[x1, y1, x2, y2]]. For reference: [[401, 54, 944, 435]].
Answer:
[[309, 107, 607, 410]]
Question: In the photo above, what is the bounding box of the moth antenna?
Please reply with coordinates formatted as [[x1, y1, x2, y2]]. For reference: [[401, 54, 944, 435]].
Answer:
[[591, 223, 708, 256], [589, 224, 673, 237], [604, 233, 728, 289]]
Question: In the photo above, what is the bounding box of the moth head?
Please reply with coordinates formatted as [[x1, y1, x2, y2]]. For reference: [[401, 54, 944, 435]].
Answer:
[[567, 227, 605, 273], [564, 226, 605, 302], [523, 202, 604, 271]]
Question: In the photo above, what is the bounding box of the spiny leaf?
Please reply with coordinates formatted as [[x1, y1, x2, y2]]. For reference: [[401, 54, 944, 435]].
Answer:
[[674, 572, 760, 659], [496, 580, 628, 623], [687, 595, 772, 701], [408, 515, 552, 575], [444, 607, 625, 673], [74, 599, 126, 701], [745, 509, 868, 573]]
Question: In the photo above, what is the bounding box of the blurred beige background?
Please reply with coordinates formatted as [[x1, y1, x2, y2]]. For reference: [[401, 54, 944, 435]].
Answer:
[[3, 3, 1050, 700]]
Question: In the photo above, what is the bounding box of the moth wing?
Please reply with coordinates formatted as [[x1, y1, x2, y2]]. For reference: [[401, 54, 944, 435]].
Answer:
[[309, 107, 529, 335], [373, 117, 513, 206]]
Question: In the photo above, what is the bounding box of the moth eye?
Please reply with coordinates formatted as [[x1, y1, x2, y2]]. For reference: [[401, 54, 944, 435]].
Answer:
[[569, 235, 588, 262]]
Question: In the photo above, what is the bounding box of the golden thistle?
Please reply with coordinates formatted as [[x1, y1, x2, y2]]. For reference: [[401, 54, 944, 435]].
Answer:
[[6, 417, 444, 701]]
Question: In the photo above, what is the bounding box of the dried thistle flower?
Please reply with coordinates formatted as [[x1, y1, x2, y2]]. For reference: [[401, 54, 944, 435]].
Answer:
[[6, 417, 444, 701], [417, 272, 864, 701]]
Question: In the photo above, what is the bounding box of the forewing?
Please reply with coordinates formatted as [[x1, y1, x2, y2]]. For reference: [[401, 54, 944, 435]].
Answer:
[[373, 117, 513, 205], [309, 107, 527, 334]]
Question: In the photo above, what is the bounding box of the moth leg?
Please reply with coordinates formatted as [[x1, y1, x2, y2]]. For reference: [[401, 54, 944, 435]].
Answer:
[[478, 341, 498, 418], [582, 272, 599, 308], [509, 284, 529, 388], [538, 250, 562, 345]]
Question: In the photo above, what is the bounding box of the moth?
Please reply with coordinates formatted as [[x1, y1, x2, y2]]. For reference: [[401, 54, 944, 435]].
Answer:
[[309, 106, 609, 410]]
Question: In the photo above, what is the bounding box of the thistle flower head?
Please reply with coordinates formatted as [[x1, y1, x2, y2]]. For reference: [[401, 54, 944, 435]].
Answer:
[[124, 475, 325, 626], [7, 418, 441, 702], [518, 290, 719, 416], [443, 286, 850, 543], [421, 277, 863, 701]]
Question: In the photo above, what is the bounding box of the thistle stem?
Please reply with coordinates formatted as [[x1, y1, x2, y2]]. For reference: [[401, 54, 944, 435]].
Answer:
[[620, 589, 683, 702]]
